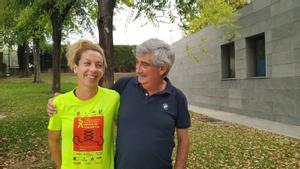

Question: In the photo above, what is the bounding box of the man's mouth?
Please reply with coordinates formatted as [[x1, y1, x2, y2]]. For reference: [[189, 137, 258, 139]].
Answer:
[[137, 74, 146, 78]]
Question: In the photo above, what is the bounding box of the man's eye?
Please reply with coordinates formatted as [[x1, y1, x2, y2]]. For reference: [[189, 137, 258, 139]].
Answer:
[[141, 63, 149, 67], [84, 62, 90, 65]]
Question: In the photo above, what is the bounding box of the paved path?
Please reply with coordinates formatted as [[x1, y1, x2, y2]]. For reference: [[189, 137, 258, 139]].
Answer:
[[189, 105, 300, 140]]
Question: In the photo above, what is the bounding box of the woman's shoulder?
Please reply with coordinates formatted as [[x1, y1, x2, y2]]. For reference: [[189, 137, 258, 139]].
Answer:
[[99, 87, 120, 99], [53, 90, 74, 103]]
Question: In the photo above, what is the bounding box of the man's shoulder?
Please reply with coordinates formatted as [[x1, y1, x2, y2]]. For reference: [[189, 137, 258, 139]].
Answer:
[[173, 86, 186, 97], [116, 76, 135, 85], [167, 80, 186, 99], [112, 76, 136, 93]]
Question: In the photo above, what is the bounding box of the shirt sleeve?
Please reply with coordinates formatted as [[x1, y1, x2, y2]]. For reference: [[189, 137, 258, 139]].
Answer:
[[175, 91, 191, 129], [114, 93, 121, 121], [48, 97, 62, 131], [111, 77, 133, 94]]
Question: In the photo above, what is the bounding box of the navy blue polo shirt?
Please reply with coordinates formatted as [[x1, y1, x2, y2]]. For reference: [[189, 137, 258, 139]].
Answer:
[[112, 76, 190, 169]]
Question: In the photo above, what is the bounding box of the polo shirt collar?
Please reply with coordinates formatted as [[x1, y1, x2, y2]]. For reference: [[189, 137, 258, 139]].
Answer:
[[163, 77, 173, 94], [133, 76, 173, 94]]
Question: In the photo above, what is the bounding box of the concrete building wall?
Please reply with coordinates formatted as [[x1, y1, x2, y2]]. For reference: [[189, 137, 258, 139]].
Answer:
[[169, 0, 300, 125]]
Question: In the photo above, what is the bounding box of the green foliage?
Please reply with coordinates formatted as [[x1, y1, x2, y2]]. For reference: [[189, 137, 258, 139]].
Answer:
[[39, 43, 69, 71], [184, 44, 201, 64], [177, 0, 250, 35], [0, 0, 95, 46], [226, 0, 250, 9], [187, 0, 236, 33], [123, 0, 249, 38], [183, 37, 214, 65], [121, 0, 134, 7], [179, 0, 250, 64], [0, 0, 21, 45], [39, 44, 135, 72], [62, 0, 96, 39], [86, 0, 98, 22], [0, 0, 48, 46], [113, 45, 136, 72], [198, 37, 214, 58], [127, 0, 175, 26]]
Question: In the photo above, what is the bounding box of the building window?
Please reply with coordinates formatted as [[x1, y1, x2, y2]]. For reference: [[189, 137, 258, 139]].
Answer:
[[246, 33, 266, 77], [221, 42, 235, 79]]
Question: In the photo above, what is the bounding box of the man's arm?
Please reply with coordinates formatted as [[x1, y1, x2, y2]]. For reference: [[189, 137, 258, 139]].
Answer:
[[174, 128, 189, 169], [111, 77, 133, 94], [47, 92, 61, 116], [48, 131, 61, 169]]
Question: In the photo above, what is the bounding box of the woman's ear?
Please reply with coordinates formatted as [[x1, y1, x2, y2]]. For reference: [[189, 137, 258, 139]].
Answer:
[[73, 66, 77, 74]]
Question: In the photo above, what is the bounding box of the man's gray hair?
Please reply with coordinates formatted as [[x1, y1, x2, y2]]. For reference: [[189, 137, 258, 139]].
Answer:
[[136, 38, 175, 76]]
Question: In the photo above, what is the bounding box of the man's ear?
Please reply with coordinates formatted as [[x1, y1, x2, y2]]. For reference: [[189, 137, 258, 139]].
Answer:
[[159, 64, 168, 76]]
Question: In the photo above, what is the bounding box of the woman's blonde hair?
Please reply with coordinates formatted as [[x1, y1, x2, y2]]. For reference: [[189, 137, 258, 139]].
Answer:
[[66, 39, 107, 69]]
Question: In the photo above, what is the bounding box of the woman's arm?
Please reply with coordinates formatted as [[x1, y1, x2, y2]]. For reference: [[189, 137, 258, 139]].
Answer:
[[48, 131, 61, 169]]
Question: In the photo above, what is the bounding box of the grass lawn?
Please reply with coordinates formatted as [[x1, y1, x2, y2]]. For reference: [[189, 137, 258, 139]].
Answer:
[[0, 73, 299, 168]]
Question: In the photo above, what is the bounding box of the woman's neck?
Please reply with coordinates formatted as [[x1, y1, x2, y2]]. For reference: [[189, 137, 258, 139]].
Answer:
[[75, 86, 98, 100]]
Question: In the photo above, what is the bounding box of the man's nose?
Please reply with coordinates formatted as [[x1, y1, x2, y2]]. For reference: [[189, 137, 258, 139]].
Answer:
[[135, 63, 141, 73]]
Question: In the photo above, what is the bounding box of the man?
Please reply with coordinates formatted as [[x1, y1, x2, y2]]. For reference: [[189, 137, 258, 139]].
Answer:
[[48, 38, 190, 169]]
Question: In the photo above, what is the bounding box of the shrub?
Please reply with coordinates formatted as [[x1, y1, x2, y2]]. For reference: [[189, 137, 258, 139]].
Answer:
[[113, 45, 136, 72]]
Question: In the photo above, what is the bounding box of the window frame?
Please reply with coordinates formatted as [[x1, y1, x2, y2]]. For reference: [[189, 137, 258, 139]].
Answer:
[[221, 42, 236, 79], [246, 33, 266, 78]]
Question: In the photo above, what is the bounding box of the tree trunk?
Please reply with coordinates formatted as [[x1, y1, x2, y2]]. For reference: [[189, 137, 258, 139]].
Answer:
[[33, 38, 41, 83], [51, 12, 62, 93], [24, 43, 30, 77], [17, 42, 30, 77], [17, 43, 25, 76], [49, 1, 75, 93], [97, 0, 116, 87]]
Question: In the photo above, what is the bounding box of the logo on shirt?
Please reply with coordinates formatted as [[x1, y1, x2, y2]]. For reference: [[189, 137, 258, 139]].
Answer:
[[162, 103, 169, 111], [73, 116, 104, 152]]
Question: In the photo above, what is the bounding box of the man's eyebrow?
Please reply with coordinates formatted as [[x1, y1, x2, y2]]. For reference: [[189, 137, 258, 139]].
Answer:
[[141, 61, 151, 64]]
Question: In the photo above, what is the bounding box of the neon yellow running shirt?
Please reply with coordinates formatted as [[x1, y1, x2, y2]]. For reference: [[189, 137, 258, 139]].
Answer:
[[48, 87, 120, 169]]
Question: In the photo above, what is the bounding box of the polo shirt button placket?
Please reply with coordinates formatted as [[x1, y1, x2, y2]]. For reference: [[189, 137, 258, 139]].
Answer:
[[144, 92, 150, 104]]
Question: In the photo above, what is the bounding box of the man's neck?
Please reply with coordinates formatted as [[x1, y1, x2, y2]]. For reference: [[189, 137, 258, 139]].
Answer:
[[144, 79, 166, 96]]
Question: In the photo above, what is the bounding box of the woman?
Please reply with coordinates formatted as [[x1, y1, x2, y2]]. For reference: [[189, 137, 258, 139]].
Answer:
[[48, 39, 119, 169]]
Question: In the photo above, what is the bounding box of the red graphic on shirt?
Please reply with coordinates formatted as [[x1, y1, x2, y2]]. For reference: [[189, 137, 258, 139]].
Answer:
[[73, 116, 104, 151]]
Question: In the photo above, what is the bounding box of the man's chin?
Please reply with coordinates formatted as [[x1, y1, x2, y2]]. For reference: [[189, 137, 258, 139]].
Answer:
[[137, 77, 146, 84]]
